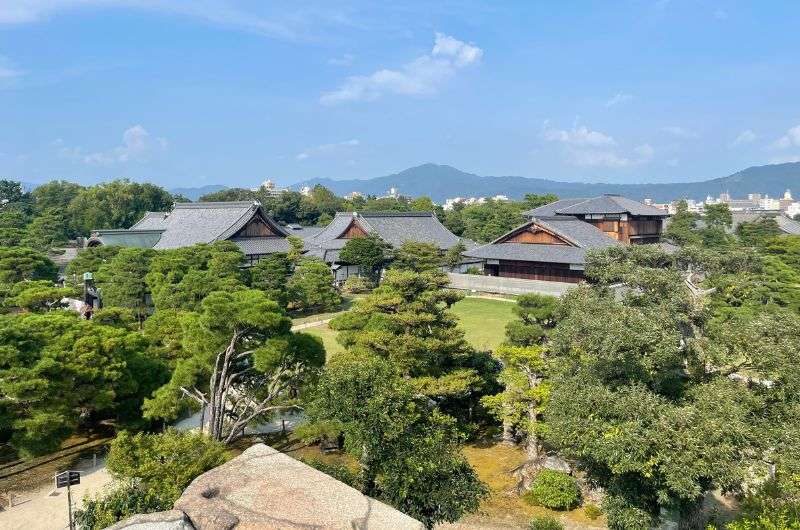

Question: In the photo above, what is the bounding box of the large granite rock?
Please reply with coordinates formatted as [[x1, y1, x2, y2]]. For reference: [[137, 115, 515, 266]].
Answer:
[[174, 443, 423, 530], [105, 509, 194, 530]]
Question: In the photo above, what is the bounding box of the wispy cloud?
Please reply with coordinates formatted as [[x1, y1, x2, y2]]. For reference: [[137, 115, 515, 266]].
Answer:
[[320, 32, 482, 105], [0, 1, 355, 41], [662, 126, 699, 139], [296, 139, 359, 161], [605, 92, 633, 108], [58, 125, 167, 165], [771, 125, 800, 150], [541, 121, 653, 168], [0, 54, 22, 86], [769, 154, 800, 164], [731, 129, 757, 147]]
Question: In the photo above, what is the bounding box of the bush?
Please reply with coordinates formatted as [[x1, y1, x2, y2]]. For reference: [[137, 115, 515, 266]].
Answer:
[[341, 275, 373, 294], [529, 515, 564, 530], [523, 470, 580, 510], [464, 266, 483, 275], [583, 503, 603, 520], [75, 482, 170, 530], [301, 458, 362, 491]]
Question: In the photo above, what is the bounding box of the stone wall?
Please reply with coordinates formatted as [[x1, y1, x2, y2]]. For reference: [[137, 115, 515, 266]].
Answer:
[[447, 272, 576, 296]]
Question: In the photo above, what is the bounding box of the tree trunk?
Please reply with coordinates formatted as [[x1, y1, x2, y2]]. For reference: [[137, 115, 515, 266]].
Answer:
[[501, 419, 515, 445], [525, 400, 540, 462]]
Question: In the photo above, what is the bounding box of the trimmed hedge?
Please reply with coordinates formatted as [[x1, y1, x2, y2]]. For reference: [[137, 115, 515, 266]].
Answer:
[[523, 470, 581, 510]]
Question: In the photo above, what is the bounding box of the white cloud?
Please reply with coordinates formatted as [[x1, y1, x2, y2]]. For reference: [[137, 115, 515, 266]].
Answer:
[[772, 125, 800, 149], [605, 92, 633, 108], [0, 1, 348, 41], [296, 139, 359, 161], [541, 121, 652, 168], [0, 54, 21, 85], [769, 155, 800, 164], [662, 126, 699, 139], [320, 32, 482, 105], [541, 122, 616, 147], [59, 125, 167, 165], [731, 129, 757, 147]]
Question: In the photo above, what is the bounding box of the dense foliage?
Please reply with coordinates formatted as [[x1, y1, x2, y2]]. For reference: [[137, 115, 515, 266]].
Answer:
[[524, 470, 581, 510]]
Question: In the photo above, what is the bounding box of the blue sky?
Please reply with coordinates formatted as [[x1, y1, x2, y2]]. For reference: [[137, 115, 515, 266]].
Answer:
[[1, 1, 799, 189]]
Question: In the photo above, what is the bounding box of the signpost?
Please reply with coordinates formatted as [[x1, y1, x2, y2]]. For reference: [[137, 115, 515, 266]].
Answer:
[[54, 470, 81, 530]]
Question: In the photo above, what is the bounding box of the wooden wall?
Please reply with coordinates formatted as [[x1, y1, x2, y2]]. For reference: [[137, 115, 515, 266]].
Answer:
[[486, 260, 584, 283], [505, 228, 569, 245], [340, 221, 368, 239], [235, 217, 277, 238]]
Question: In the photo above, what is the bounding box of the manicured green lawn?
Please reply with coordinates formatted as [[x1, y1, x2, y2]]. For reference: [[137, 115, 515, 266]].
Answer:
[[450, 297, 517, 352], [304, 323, 347, 359]]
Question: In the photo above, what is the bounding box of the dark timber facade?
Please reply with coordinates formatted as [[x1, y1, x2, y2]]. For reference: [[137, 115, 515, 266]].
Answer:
[[464, 195, 669, 283]]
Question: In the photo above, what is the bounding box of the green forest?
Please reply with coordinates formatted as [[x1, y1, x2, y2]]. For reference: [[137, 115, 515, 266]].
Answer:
[[1, 179, 799, 529]]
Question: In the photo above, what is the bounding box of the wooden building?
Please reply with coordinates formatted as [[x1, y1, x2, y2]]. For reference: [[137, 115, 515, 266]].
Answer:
[[463, 195, 669, 283]]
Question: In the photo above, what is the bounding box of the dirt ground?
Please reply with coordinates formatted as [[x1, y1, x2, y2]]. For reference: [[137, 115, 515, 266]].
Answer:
[[0, 455, 113, 530]]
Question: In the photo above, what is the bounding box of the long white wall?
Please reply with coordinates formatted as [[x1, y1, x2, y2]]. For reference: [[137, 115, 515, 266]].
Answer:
[[447, 272, 575, 297]]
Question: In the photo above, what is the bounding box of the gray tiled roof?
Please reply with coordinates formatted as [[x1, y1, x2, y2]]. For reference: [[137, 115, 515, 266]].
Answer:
[[464, 243, 589, 264], [524, 195, 669, 217], [231, 237, 292, 255], [129, 211, 169, 230], [726, 211, 800, 235], [305, 212, 463, 262], [523, 198, 590, 217], [465, 216, 619, 265], [152, 201, 288, 249]]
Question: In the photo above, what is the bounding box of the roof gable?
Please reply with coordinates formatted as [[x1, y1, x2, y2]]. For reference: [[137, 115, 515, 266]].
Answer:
[[524, 195, 669, 218], [497, 221, 576, 246]]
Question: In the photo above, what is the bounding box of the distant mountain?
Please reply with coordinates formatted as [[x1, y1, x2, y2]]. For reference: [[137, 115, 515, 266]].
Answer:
[[293, 162, 800, 203], [170, 184, 228, 201]]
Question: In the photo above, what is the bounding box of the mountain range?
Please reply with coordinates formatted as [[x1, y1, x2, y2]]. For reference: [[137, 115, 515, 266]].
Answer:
[[289, 162, 800, 203]]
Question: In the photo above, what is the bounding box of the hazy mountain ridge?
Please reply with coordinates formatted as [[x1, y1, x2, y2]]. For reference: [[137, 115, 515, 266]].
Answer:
[[292, 162, 800, 203]]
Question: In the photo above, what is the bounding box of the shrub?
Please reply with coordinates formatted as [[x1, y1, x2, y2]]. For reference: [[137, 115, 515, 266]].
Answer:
[[523, 470, 580, 510], [75, 482, 170, 530], [584, 503, 603, 520], [464, 266, 483, 275], [342, 275, 373, 294], [301, 458, 362, 491], [529, 515, 564, 530]]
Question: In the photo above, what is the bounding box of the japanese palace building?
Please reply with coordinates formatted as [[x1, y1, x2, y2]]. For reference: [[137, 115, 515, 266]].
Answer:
[[463, 195, 670, 283]]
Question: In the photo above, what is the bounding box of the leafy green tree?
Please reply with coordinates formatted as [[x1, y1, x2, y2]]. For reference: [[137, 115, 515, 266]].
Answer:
[[106, 430, 228, 502], [0, 246, 57, 284], [391, 241, 443, 272], [31, 180, 83, 214], [145, 241, 246, 311], [330, 269, 483, 401], [663, 200, 700, 246], [736, 216, 782, 246], [505, 293, 558, 347], [20, 208, 70, 250], [288, 258, 341, 312], [250, 252, 292, 308], [409, 196, 436, 211], [522, 194, 559, 210], [704, 203, 733, 230], [67, 180, 173, 235], [0, 312, 164, 458], [96, 248, 155, 325], [482, 345, 547, 458], [65, 245, 122, 284], [541, 246, 780, 527], [3, 280, 75, 311], [76, 430, 228, 529], [443, 240, 467, 269], [144, 289, 325, 442], [0, 227, 24, 246], [339, 234, 389, 280], [307, 353, 487, 529], [0, 179, 26, 204], [287, 235, 305, 263]]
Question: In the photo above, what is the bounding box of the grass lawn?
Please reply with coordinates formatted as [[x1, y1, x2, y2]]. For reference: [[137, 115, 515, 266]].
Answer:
[[304, 323, 347, 359], [460, 440, 606, 529], [450, 297, 517, 352]]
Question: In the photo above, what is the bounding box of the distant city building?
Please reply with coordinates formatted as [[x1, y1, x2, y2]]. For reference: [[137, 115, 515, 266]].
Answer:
[[443, 194, 509, 210], [346, 191, 363, 199], [299, 186, 312, 196], [252, 179, 288, 197]]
